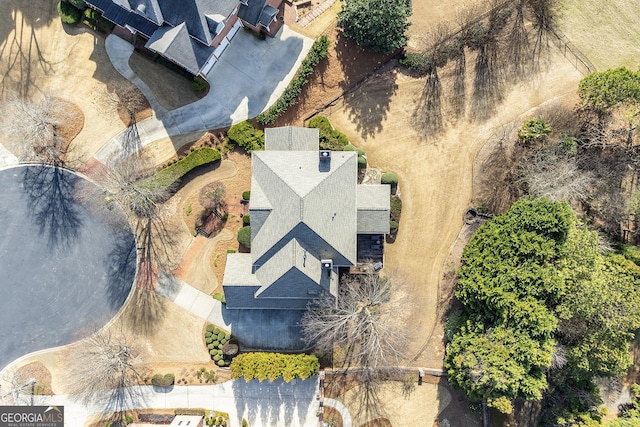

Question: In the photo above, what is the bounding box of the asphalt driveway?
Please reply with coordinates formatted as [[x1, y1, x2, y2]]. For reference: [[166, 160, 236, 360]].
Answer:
[[0, 165, 136, 370]]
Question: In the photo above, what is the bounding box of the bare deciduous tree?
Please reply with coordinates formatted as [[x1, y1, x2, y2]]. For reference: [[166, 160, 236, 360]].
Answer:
[[517, 149, 595, 204], [198, 181, 227, 218], [1, 94, 81, 165], [302, 272, 410, 375], [66, 325, 146, 424]]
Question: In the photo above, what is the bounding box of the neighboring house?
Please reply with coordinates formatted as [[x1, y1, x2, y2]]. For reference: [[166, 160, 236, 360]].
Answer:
[[223, 126, 390, 310], [84, 0, 284, 77]]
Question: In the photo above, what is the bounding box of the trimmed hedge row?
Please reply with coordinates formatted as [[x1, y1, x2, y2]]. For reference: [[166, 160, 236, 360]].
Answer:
[[237, 226, 251, 248], [230, 353, 320, 383], [152, 147, 221, 188], [308, 116, 349, 150], [257, 36, 330, 124], [228, 120, 264, 153], [343, 144, 367, 169]]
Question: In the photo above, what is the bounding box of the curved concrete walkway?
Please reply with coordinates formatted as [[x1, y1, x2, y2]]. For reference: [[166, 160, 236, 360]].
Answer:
[[324, 398, 353, 427]]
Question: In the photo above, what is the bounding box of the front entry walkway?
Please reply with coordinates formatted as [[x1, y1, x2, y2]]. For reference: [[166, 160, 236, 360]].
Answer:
[[156, 273, 307, 351]]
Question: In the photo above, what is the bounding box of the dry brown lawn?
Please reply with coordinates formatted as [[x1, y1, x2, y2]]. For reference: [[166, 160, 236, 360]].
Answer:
[[555, 0, 640, 71], [324, 47, 583, 368], [0, 0, 629, 425]]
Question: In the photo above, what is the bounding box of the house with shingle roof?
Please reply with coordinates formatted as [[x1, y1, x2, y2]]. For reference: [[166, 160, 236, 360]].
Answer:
[[84, 0, 284, 77], [223, 126, 390, 310]]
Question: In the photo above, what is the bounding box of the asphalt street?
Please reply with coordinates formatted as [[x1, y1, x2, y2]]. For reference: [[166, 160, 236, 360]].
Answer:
[[0, 165, 136, 369]]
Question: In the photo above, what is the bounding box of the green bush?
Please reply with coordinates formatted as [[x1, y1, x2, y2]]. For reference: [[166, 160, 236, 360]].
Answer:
[[151, 373, 175, 387], [150, 147, 221, 189], [389, 220, 399, 232], [517, 118, 552, 145], [192, 76, 208, 93], [206, 324, 216, 333], [226, 249, 236, 254], [308, 116, 349, 150], [238, 226, 251, 248], [83, 8, 98, 20], [357, 156, 367, 169], [212, 292, 226, 303], [381, 172, 399, 186], [228, 120, 264, 153], [343, 144, 365, 156], [242, 190, 251, 200], [257, 36, 330, 124], [217, 359, 226, 366], [68, 0, 87, 10], [230, 353, 320, 382], [57, 1, 82, 24], [390, 195, 402, 221], [242, 419, 249, 427], [400, 52, 433, 74]]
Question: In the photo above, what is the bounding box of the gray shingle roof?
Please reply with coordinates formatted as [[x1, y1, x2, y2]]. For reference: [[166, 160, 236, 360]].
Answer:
[[250, 149, 358, 267], [155, 0, 238, 45], [265, 127, 319, 151], [145, 23, 215, 75], [237, 0, 266, 26], [356, 185, 390, 233], [223, 127, 387, 309], [258, 5, 278, 27]]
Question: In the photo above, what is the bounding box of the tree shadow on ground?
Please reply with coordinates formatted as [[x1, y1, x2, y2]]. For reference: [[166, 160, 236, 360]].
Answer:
[[232, 378, 317, 427], [22, 165, 82, 250], [470, 41, 504, 122], [342, 70, 399, 141], [411, 68, 443, 140], [334, 32, 391, 92], [105, 229, 137, 311], [0, 1, 58, 98]]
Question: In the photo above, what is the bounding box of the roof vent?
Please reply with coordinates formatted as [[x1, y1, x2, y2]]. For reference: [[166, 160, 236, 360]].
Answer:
[[136, 3, 146, 13]]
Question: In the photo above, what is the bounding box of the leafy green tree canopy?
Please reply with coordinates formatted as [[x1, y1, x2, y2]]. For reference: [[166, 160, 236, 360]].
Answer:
[[578, 67, 640, 112], [338, 0, 412, 53]]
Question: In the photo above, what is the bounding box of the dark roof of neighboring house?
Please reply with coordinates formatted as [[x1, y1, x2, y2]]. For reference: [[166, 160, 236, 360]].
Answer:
[[155, 0, 237, 45], [238, 0, 266, 26], [86, 0, 239, 75], [258, 5, 278, 27], [145, 23, 215, 75], [87, 0, 159, 37]]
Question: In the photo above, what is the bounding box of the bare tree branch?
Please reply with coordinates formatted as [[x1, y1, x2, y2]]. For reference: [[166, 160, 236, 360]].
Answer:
[[302, 272, 411, 374]]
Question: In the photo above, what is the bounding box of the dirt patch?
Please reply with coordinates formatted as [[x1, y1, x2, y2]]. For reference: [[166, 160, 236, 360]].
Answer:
[[273, 23, 396, 127], [323, 406, 343, 427]]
